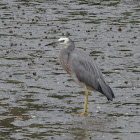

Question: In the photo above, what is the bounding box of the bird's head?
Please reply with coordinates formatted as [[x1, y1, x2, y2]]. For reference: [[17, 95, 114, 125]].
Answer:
[[58, 37, 70, 45], [46, 37, 70, 46]]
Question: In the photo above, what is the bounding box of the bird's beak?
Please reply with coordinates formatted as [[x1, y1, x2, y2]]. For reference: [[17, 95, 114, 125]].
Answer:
[[45, 41, 59, 46]]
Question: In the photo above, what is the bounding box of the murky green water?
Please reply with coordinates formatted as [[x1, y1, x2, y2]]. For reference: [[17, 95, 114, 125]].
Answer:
[[0, 0, 140, 139]]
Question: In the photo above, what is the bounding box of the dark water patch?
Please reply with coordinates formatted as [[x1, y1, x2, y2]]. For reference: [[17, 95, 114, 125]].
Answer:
[[115, 86, 132, 88], [90, 50, 103, 55], [133, 94, 140, 97], [102, 71, 117, 75], [119, 49, 132, 51], [122, 102, 140, 106], [27, 85, 53, 91], [131, 69, 140, 73], [68, 11, 88, 16], [12, 72, 26, 76], [48, 93, 75, 99], [5, 79, 24, 84], [52, 72, 65, 75], [5, 57, 29, 61]]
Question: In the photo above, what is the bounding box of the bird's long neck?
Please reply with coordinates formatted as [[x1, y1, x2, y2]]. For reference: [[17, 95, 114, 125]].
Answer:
[[67, 39, 75, 51]]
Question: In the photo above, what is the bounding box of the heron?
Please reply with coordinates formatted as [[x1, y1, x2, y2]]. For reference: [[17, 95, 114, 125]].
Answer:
[[46, 37, 115, 115]]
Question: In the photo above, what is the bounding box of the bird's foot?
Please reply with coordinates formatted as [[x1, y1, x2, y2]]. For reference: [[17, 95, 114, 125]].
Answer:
[[72, 112, 87, 116]]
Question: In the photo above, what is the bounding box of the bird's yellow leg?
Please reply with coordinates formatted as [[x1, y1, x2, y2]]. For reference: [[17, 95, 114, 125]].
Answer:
[[72, 86, 88, 116], [81, 86, 88, 115]]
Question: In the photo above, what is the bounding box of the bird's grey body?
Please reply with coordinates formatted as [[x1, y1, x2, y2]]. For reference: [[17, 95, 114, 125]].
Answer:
[[59, 39, 114, 101], [46, 37, 115, 115]]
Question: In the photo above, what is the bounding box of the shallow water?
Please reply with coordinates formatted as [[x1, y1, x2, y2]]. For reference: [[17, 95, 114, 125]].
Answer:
[[0, 0, 140, 139]]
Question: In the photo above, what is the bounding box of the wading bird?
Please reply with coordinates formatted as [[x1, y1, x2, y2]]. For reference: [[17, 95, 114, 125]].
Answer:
[[46, 37, 115, 115]]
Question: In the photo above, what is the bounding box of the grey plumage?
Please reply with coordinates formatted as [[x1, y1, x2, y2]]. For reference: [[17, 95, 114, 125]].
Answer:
[[46, 37, 115, 114], [58, 38, 115, 101]]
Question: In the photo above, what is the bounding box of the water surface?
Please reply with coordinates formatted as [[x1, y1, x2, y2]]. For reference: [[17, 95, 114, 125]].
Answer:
[[0, 0, 140, 139]]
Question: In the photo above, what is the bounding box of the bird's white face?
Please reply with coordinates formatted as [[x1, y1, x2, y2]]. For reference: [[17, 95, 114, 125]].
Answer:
[[58, 37, 70, 45]]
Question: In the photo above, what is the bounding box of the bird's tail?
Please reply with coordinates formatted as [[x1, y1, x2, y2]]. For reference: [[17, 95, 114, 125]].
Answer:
[[97, 78, 115, 101]]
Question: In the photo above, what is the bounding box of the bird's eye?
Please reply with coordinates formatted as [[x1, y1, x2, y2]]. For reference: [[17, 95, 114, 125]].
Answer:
[[60, 40, 65, 43]]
